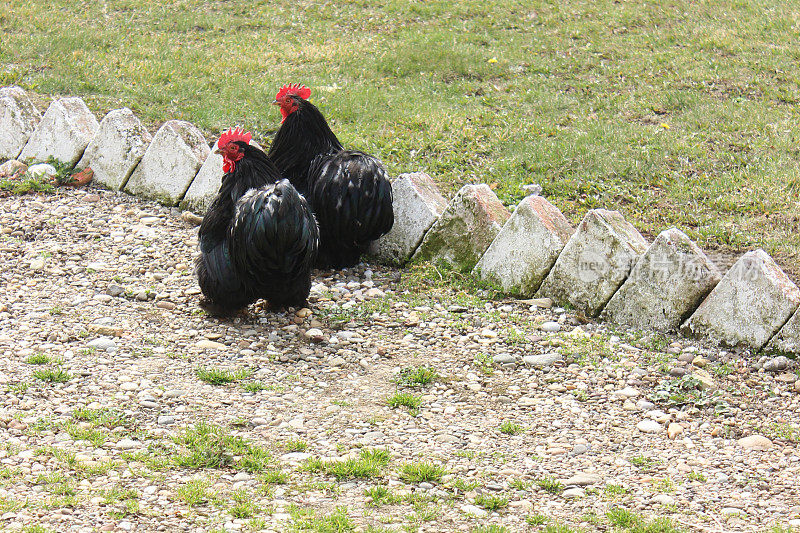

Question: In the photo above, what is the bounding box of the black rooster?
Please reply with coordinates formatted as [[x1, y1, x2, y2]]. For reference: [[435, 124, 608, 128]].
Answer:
[[267, 84, 393, 268], [196, 128, 318, 314]]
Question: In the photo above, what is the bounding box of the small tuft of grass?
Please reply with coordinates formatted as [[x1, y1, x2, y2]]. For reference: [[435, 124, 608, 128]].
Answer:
[[258, 469, 287, 485], [474, 493, 509, 511], [229, 489, 258, 519], [686, 471, 707, 483], [499, 421, 524, 435], [242, 381, 270, 393], [395, 366, 439, 387], [386, 392, 422, 415], [176, 479, 211, 506], [321, 448, 391, 481], [399, 461, 446, 484], [33, 368, 71, 383], [284, 439, 308, 452], [173, 422, 271, 472], [535, 476, 563, 494], [195, 367, 252, 386], [526, 514, 548, 526], [25, 353, 51, 365]]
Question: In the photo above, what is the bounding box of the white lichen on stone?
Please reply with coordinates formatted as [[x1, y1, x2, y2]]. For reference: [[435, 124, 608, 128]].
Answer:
[[19, 96, 98, 166], [76, 108, 152, 190], [0, 86, 41, 160], [536, 209, 648, 317], [602, 227, 721, 332], [369, 172, 448, 266], [474, 195, 573, 296], [412, 184, 510, 271], [682, 249, 800, 349], [124, 120, 210, 206]]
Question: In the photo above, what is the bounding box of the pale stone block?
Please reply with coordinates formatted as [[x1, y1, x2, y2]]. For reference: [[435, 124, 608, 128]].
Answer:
[[474, 195, 573, 296], [682, 249, 800, 349], [19, 96, 98, 166], [124, 120, 210, 205], [369, 172, 448, 266], [0, 86, 41, 160], [536, 209, 648, 317], [412, 184, 510, 271], [602, 228, 721, 332], [76, 108, 152, 190]]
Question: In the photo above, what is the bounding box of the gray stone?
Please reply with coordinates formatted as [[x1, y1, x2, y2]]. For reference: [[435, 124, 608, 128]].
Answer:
[[682, 250, 800, 349], [763, 356, 790, 372], [460, 504, 488, 518], [765, 307, 800, 356], [181, 137, 263, 214], [0, 159, 26, 178], [0, 86, 41, 160], [87, 337, 117, 351], [368, 172, 448, 266], [522, 352, 563, 368], [474, 195, 573, 296], [540, 321, 561, 333], [637, 419, 662, 433], [124, 120, 210, 205], [652, 494, 676, 506], [19, 97, 99, 166], [76, 108, 152, 190], [536, 209, 648, 317], [157, 415, 175, 426], [27, 163, 56, 179], [413, 184, 510, 271], [492, 354, 516, 364], [602, 228, 721, 332], [560, 474, 600, 486], [562, 487, 585, 498]]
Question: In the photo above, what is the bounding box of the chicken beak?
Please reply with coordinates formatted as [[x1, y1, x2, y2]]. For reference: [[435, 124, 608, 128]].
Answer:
[[272, 99, 280, 106], [214, 148, 222, 155]]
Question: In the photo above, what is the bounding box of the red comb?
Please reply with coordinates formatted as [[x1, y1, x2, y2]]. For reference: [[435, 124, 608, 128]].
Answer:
[[217, 127, 252, 149], [275, 83, 311, 101]]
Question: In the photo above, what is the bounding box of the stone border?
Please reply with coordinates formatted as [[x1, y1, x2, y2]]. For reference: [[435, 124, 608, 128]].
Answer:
[[1, 86, 798, 356]]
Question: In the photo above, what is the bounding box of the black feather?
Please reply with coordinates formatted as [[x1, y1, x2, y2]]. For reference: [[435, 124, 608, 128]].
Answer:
[[196, 142, 319, 312], [267, 98, 394, 269]]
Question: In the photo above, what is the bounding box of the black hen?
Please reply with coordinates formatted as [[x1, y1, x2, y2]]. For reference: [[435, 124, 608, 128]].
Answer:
[[267, 83, 393, 268], [196, 128, 318, 314]]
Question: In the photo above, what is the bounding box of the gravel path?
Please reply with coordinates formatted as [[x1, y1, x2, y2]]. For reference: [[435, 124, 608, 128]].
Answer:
[[0, 187, 798, 533]]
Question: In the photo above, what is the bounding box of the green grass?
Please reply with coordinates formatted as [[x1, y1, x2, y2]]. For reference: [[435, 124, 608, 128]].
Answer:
[[399, 461, 447, 483], [499, 421, 525, 435], [195, 367, 253, 386], [394, 366, 439, 387], [305, 448, 391, 481], [535, 476, 564, 494], [24, 353, 52, 365], [176, 479, 212, 506], [386, 392, 422, 415], [173, 422, 272, 472], [3, 0, 800, 276], [289, 505, 355, 532], [284, 439, 309, 452], [33, 368, 71, 383], [474, 493, 509, 511]]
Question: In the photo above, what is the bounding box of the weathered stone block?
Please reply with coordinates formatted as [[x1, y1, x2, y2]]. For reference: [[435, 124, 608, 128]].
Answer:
[[682, 249, 800, 349], [765, 310, 800, 355], [124, 120, 210, 206], [19, 97, 98, 166], [181, 138, 262, 214], [601, 228, 721, 332], [535, 209, 648, 317], [369, 172, 448, 266], [473, 195, 573, 296], [75, 108, 152, 190], [0, 86, 41, 160], [412, 184, 510, 271]]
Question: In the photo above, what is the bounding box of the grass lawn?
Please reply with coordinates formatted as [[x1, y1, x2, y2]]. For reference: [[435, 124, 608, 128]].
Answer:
[[1, 0, 798, 278]]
